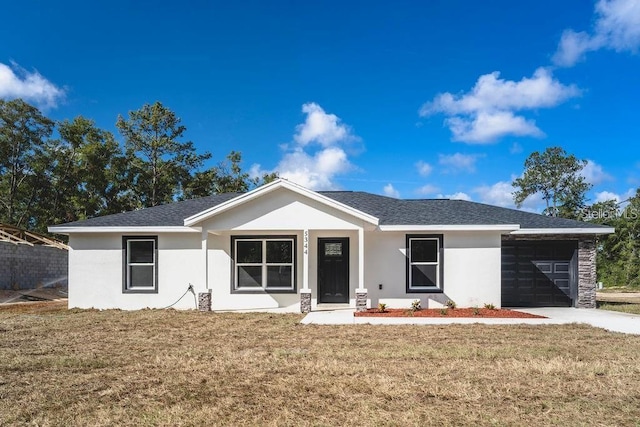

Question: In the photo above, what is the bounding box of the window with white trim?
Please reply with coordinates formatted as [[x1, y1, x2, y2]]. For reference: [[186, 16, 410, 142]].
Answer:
[[233, 236, 296, 292], [406, 235, 442, 292], [123, 236, 158, 293]]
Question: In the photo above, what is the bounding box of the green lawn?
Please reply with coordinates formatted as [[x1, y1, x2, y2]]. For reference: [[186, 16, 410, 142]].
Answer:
[[2, 301, 640, 426]]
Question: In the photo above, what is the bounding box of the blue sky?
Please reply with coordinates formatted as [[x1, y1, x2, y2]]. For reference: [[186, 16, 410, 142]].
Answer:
[[1, 0, 639, 210]]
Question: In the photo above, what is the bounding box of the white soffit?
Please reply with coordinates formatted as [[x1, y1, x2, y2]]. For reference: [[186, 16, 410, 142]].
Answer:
[[378, 224, 521, 232], [48, 226, 202, 235], [510, 227, 615, 235]]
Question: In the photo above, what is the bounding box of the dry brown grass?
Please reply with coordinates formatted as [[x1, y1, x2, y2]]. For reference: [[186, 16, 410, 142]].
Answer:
[[599, 303, 640, 315], [2, 303, 640, 426]]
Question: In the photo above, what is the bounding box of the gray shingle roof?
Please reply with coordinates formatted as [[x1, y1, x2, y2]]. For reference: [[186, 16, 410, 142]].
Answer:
[[53, 190, 606, 230], [321, 192, 605, 229], [56, 193, 240, 227]]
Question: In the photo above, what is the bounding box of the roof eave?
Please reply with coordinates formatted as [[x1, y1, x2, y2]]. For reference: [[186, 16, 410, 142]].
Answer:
[[48, 226, 203, 235], [510, 227, 615, 235], [183, 179, 379, 226], [378, 224, 521, 232]]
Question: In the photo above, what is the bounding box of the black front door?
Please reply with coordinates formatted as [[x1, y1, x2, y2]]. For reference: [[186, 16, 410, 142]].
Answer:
[[318, 238, 349, 303]]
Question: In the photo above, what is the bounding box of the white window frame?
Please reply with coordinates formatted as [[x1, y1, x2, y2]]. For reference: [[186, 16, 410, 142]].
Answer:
[[123, 236, 158, 293], [408, 237, 441, 291], [233, 236, 296, 292]]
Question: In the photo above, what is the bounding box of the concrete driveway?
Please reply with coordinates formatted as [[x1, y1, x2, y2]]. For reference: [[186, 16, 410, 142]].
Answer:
[[301, 307, 640, 335]]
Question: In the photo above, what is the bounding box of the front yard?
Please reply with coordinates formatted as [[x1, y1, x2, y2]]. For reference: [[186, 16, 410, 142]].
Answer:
[[1, 301, 640, 426]]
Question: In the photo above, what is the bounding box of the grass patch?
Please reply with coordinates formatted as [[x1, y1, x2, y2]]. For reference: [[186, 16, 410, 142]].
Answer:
[[597, 286, 640, 293], [2, 303, 640, 425], [598, 303, 640, 315]]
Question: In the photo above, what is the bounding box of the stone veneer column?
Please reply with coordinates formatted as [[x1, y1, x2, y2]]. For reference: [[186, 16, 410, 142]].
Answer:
[[198, 290, 212, 311], [577, 237, 597, 308], [300, 289, 312, 313], [355, 289, 368, 312]]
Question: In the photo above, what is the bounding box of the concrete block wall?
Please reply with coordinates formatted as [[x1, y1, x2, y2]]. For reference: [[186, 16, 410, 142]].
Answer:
[[0, 242, 68, 290]]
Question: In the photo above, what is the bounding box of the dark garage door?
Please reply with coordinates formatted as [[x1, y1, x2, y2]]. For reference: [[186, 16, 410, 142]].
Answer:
[[501, 241, 577, 307]]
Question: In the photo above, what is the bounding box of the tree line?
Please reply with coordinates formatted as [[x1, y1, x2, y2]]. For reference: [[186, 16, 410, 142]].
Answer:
[[512, 146, 639, 288], [0, 99, 276, 233], [1, 98, 636, 287]]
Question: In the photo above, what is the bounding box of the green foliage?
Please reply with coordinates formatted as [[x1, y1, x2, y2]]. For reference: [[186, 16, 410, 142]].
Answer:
[[484, 303, 496, 310], [439, 308, 448, 315], [586, 191, 640, 287], [116, 101, 212, 207], [410, 300, 421, 311], [33, 116, 132, 230], [512, 147, 591, 219], [377, 303, 387, 313], [0, 99, 54, 228], [445, 299, 456, 309], [472, 306, 480, 316], [182, 151, 278, 199], [0, 98, 275, 235]]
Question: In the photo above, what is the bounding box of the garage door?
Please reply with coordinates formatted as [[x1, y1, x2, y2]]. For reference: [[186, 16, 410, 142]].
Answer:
[[501, 241, 577, 307]]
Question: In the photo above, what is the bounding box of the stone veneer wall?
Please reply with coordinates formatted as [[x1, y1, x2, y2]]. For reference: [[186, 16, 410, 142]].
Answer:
[[0, 242, 68, 290], [577, 238, 597, 308], [502, 234, 597, 308]]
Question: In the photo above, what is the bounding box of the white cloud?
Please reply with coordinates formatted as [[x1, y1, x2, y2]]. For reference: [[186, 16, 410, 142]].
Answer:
[[0, 61, 65, 109], [473, 181, 516, 207], [383, 183, 400, 198], [252, 103, 360, 190], [420, 68, 580, 143], [595, 188, 636, 203], [445, 111, 543, 143], [553, 0, 640, 67], [581, 160, 613, 185], [276, 147, 352, 190], [437, 192, 472, 201], [416, 184, 440, 195], [416, 160, 433, 176], [473, 180, 543, 211], [293, 102, 355, 147], [553, 30, 597, 67], [438, 152, 480, 173], [509, 142, 523, 154]]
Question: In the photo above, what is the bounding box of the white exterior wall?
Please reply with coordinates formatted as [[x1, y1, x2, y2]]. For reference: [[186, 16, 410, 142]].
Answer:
[[66, 186, 503, 311], [365, 230, 502, 309], [68, 232, 204, 310], [203, 188, 364, 311]]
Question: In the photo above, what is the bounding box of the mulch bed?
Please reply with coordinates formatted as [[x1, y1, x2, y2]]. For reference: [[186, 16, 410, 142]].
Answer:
[[354, 307, 546, 318]]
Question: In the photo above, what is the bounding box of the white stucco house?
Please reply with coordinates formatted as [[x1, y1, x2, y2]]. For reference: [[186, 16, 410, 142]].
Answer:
[[49, 179, 613, 312]]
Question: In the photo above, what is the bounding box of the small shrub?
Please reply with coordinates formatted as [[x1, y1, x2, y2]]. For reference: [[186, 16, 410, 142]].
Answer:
[[439, 308, 448, 316], [410, 300, 422, 311], [378, 303, 387, 313], [472, 306, 480, 316], [406, 309, 414, 317], [484, 303, 496, 310], [445, 300, 457, 309]]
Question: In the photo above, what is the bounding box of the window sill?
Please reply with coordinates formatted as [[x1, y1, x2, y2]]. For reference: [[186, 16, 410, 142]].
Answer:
[[232, 288, 297, 294], [407, 288, 443, 294], [123, 288, 158, 294]]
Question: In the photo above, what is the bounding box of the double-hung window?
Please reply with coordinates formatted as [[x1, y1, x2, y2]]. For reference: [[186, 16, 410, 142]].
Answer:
[[123, 236, 158, 293], [406, 234, 443, 292], [233, 236, 296, 292]]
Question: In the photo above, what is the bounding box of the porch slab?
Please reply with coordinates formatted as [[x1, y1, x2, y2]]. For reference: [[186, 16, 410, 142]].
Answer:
[[301, 307, 640, 335]]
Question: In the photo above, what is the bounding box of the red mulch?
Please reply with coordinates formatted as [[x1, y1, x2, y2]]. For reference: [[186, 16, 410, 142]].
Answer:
[[354, 307, 546, 318]]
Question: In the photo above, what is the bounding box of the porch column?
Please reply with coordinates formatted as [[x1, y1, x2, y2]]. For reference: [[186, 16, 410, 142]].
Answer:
[[355, 226, 367, 312], [300, 229, 312, 313], [198, 229, 212, 311]]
